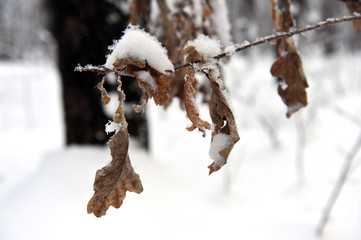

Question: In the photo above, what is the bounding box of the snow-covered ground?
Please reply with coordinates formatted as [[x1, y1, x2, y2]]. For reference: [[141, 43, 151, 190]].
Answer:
[[1, 52, 361, 240]]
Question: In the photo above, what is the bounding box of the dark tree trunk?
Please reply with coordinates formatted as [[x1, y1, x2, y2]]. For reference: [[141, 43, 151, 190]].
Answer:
[[46, 0, 148, 147]]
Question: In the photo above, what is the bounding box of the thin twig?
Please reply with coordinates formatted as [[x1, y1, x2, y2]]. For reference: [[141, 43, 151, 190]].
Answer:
[[175, 14, 361, 70], [316, 131, 361, 236], [75, 14, 361, 74], [74, 64, 133, 77], [333, 105, 361, 127]]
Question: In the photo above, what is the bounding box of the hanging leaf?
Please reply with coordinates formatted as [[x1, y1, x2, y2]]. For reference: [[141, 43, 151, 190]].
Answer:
[[208, 72, 240, 174], [112, 57, 171, 111], [87, 126, 143, 217], [184, 68, 211, 136], [270, 0, 309, 117], [129, 0, 149, 25], [97, 76, 111, 105], [271, 43, 309, 118], [88, 79, 143, 217]]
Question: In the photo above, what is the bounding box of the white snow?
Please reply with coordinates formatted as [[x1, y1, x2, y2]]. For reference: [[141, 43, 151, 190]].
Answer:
[[184, 34, 222, 59], [287, 103, 305, 117], [209, 133, 232, 166], [1, 51, 361, 240], [135, 70, 157, 90], [105, 121, 122, 134], [105, 25, 174, 73]]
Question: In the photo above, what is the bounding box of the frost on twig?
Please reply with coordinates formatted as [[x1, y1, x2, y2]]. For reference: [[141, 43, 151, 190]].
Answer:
[[174, 14, 361, 71]]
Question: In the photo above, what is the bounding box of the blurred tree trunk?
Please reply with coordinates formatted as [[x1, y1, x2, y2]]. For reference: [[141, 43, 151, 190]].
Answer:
[[46, 0, 148, 146]]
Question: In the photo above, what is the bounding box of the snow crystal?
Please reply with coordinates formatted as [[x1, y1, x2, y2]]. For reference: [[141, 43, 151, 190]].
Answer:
[[209, 133, 232, 167], [105, 25, 174, 73], [135, 70, 157, 90], [225, 45, 236, 56], [185, 34, 222, 59], [105, 121, 122, 134]]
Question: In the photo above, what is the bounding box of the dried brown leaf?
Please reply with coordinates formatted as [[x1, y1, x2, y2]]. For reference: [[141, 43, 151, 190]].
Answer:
[[111, 57, 171, 110], [129, 0, 149, 25], [283, 0, 295, 32], [184, 46, 204, 63], [208, 72, 240, 174], [270, 0, 308, 118], [270, 0, 284, 33], [151, 0, 218, 108], [270, 43, 309, 118], [270, 0, 295, 49], [184, 69, 211, 135], [97, 76, 111, 105], [113, 57, 146, 73], [345, 1, 361, 30], [88, 78, 143, 217], [87, 126, 143, 217]]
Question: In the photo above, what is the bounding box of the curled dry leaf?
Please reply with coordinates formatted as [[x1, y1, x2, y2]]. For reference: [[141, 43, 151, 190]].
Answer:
[[151, 0, 218, 108], [184, 68, 211, 136], [344, 0, 361, 30], [207, 72, 240, 174], [183, 40, 239, 174], [87, 126, 143, 218], [97, 76, 111, 105], [88, 79, 143, 217], [112, 57, 171, 111], [271, 44, 309, 118], [184, 45, 204, 63], [270, 0, 309, 118]]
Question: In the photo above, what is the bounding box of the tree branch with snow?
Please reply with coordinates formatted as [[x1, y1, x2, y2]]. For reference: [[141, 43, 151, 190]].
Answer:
[[75, 0, 361, 219]]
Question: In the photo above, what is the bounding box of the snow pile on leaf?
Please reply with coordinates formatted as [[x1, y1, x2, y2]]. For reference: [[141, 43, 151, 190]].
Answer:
[[105, 25, 174, 74], [184, 34, 222, 61]]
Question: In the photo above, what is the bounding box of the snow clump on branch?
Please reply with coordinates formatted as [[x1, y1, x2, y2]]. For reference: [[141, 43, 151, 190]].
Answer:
[[184, 34, 222, 59], [105, 25, 174, 74]]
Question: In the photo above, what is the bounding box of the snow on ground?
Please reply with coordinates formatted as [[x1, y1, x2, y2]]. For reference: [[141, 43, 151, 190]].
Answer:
[[0, 62, 64, 199], [1, 51, 361, 240]]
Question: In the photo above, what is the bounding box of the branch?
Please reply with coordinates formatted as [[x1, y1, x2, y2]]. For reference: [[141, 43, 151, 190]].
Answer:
[[74, 64, 133, 77], [315, 131, 361, 236], [175, 13, 361, 70], [75, 14, 361, 74]]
